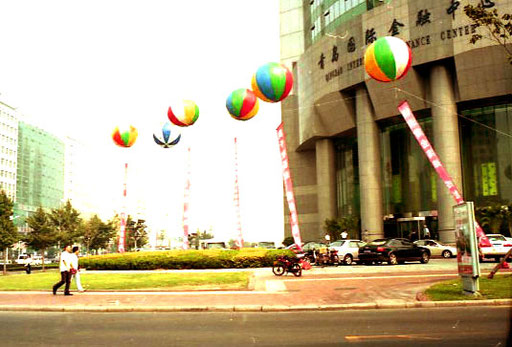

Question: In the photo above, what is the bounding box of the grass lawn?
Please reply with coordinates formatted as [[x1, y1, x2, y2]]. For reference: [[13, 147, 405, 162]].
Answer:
[[425, 274, 512, 301], [0, 270, 251, 291]]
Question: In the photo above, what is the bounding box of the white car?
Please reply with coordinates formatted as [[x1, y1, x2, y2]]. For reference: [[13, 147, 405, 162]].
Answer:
[[329, 239, 366, 265], [414, 239, 457, 258], [480, 234, 512, 262]]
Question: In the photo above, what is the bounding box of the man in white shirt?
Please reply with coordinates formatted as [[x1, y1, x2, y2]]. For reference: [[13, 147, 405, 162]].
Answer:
[[52, 245, 74, 296], [70, 246, 85, 292]]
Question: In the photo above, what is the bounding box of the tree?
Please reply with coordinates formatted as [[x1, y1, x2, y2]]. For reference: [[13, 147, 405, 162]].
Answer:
[[125, 216, 148, 251], [25, 207, 56, 272], [324, 215, 360, 241], [49, 200, 82, 248], [464, 3, 512, 64], [81, 215, 116, 255], [0, 191, 19, 275]]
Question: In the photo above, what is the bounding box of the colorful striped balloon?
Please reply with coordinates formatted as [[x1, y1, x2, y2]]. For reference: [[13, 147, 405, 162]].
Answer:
[[251, 62, 293, 102], [168, 100, 199, 127], [226, 89, 259, 121], [364, 36, 412, 82], [153, 122, 181, 148], [112, 125, 138, 148]]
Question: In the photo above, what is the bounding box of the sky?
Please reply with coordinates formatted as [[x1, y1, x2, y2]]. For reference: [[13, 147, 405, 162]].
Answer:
[[0, 0, 286, 245]]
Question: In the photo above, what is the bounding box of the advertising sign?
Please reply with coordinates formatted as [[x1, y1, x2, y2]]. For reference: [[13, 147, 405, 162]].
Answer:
[[454, 202, 480, 293]]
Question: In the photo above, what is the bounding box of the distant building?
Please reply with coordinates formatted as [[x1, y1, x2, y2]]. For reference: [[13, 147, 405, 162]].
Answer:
[[0, 101, 18, 202], [280, 0, 512, 243], [15, 121, 65, 220]]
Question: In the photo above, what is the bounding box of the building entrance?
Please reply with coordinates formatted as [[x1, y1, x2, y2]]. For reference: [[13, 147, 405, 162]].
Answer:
[[396, 217, 425, 241]]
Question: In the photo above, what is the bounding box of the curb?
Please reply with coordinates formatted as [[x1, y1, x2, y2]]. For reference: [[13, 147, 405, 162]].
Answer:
[[0, 299, 510, 313]]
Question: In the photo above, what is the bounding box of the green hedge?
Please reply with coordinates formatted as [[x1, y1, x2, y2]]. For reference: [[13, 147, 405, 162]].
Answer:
[[80, 248, 295, 270]]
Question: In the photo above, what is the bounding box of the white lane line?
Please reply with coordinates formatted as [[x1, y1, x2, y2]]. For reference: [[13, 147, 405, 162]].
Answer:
[[282, 274, 458, 282]]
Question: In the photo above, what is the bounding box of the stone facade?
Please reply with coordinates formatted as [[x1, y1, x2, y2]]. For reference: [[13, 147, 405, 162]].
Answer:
[[281, 0, 512, 242]]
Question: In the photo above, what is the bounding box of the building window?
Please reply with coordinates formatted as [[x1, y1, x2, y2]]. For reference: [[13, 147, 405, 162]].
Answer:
[[380, 115, 437, 215], [460, 104, 512, 206]]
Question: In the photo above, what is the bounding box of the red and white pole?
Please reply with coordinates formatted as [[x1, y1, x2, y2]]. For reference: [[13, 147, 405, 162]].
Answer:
[[182, 147, 191, 249], [276, 123, 303, 251], [118, 162, 128, 253], [234, 137, 244, 249]]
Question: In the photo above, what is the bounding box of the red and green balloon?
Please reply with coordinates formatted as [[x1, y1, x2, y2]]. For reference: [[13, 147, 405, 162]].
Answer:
[[112, 125, 138, 148], [226, 88, 259, 121], [364, 36, 412, 82]]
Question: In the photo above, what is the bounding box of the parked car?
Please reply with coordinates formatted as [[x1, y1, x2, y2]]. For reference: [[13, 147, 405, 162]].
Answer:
[[358, 238, 430, 265], [414, 239, 457, 258], [15, 254, 28, 265], [256, 242, 276, 249], [329, 239, 366, 265], [285, 242, 325, 252], [480, 234, 512, 262]]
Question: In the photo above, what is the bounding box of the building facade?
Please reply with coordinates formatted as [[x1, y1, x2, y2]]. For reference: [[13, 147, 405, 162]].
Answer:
[[15, 122, 65, 220], [280, 0, 512, 243], [0, 101, 19, 202]]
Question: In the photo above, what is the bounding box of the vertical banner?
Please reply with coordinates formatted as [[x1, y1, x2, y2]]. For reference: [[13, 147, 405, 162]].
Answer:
[[277, 123, 303, 251], [398, 101, 491, 247], [182, 147, 191, 249], [234, 138, 244, 248], [118, 162, 128, 253]]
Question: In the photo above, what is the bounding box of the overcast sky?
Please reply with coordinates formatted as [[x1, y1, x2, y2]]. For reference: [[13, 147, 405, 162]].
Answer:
[[0, 0, 286, 245]]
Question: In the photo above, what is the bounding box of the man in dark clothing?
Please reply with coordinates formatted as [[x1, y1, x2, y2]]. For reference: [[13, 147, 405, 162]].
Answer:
[[52, 245, 73, 296]]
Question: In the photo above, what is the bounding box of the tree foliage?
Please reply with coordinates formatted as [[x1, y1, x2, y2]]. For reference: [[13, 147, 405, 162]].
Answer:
[[464, 3, 512, 64], [81, 215, 116, 254], [324, 215, 360, 241], [49, 200, 82, 246], [125, 216, 148, 251], [25, 207, 55, 271], [0, 191, 19, 250], [0, 191, 19, 274]]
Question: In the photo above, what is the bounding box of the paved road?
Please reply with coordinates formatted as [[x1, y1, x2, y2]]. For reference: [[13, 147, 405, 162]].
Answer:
[[1, 306, 510, 346]]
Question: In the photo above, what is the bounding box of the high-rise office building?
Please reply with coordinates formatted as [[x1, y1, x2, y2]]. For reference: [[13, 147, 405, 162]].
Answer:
[[0, 101, 18, 202], [16, 122, 65, 218], [280, 0, 512, 243]]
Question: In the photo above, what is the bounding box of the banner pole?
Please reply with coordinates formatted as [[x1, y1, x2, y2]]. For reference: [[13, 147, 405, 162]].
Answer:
[[276, 123, 303, 251], [234, 137, 244, 249]]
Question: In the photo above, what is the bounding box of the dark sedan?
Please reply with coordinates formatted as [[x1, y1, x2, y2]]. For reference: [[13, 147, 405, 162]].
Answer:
[[358, 238, 430, 265]]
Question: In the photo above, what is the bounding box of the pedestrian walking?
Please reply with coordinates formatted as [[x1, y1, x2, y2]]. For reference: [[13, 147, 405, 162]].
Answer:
[[341, 230, 348, 239], [423, 224, 431, 239], [52, 245, 73, 296], [24, 254, 32, 274], [70, 246, 85, 292]]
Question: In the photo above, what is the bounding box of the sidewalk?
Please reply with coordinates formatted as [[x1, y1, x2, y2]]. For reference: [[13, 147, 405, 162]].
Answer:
[[0, 260, 510, 312]]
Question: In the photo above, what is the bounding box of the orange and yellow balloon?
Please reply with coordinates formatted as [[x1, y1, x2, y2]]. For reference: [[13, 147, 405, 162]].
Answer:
[[112, 125, 138, 147]]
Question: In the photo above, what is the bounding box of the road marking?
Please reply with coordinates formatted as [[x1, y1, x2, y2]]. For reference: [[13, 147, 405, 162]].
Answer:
[[265, 280, 287, 292], [282, 274, 458, 282], [345, 334, 441, 341]]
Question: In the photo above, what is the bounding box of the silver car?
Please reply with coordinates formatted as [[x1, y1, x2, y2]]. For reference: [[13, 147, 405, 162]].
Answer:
[[414, 239, 457, 258], [329, 239, 366, 265]]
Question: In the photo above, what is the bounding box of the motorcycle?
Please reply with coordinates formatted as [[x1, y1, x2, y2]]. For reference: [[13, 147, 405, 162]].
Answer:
[[315, 248, 340, 266], [272, 254, 304, 277]]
